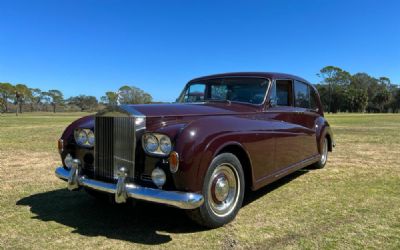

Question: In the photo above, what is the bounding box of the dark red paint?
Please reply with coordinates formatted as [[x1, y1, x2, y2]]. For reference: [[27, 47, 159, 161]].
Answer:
[[60, 72, 334, 194]]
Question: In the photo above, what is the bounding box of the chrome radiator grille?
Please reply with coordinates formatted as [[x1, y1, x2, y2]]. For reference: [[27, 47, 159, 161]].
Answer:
[[94, 116, 136, 181]]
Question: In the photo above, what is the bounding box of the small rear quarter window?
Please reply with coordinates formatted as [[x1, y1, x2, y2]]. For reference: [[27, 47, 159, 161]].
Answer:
[[294, 81, 310, 108]]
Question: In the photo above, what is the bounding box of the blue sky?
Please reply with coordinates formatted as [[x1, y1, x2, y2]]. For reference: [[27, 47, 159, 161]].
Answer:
[[0, 0, 399, 102]]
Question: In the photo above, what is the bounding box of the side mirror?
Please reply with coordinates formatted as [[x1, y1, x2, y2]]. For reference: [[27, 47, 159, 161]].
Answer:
[[268, 98, 277, 107]]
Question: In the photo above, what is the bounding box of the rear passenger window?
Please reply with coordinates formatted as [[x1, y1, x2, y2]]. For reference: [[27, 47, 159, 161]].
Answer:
[[294, 81, 310, 108], [270, 80, 293, 106]]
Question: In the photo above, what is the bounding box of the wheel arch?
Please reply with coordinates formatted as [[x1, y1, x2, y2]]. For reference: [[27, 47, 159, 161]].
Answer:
[[214, 143, 254, 190], [325, 133, 333, 152], [316, 117, 335, 154], [322, 125, 334, 152]]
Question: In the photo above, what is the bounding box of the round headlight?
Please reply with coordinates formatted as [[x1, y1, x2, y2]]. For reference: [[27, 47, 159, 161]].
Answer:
[[75, 129, 88, 145], [159, 136, 172, 154], [87, 130, 95, 146], [144, 134, 159, 153]]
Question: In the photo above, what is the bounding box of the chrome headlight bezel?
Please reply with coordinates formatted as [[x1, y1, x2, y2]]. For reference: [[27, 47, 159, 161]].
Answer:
[[87, 130, 95, 145], [159, 135, 172, 154], [142, 133, 172, 157], [143, 133, 159, 153], [74, 128, 94, 147]]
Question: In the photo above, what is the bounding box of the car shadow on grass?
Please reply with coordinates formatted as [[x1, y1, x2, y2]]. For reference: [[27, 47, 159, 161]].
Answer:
[[16, 169, 310, 245], [243, 169, 309, 207], [16, 188, 204, 245]]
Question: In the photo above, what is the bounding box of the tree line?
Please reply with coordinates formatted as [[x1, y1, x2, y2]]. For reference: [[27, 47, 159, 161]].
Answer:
[[316, 66, 400, 113], [0, 84, 153, 113], [1, 67, 399, 113]]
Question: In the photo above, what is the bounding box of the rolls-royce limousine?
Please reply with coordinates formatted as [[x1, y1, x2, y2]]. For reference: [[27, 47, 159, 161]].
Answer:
[[55, 72, 335, 228]]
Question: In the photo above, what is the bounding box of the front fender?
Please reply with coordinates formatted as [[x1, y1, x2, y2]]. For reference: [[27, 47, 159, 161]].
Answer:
[[61, 115, 94, 142], [171, 115, 260, 192]]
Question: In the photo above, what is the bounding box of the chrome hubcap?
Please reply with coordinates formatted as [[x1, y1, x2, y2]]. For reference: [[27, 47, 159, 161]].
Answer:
[[214, 176, 229, 202], [208, 164, 240, 217]]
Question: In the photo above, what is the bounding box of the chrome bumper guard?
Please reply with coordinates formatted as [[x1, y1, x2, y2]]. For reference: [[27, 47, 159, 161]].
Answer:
[[55, 166, 204, 209]]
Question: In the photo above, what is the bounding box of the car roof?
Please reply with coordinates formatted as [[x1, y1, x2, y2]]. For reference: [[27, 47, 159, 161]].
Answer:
[[189, 72, 310, 84]]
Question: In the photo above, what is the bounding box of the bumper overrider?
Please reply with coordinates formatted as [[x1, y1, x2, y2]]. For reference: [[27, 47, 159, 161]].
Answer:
[[55, 162, 204, 209]]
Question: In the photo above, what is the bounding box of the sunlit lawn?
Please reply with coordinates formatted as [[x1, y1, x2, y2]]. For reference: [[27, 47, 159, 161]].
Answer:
[[0, 112, 399, 249]]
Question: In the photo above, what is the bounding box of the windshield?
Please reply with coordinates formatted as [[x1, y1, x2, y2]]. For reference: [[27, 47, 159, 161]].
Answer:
[[178, 77, 269, 105]]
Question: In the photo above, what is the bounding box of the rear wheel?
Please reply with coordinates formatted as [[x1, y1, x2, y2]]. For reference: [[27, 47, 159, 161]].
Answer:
[[187, 153, 244, 228], [313, 137, 329, 169]]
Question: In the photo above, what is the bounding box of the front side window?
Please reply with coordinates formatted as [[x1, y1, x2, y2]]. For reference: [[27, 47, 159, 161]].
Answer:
[[294, 81, 310, 108], [179, 77, 269, 105]]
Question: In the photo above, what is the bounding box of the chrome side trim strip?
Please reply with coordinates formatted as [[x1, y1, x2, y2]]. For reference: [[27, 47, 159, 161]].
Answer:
[[55, 167, 204, 210]]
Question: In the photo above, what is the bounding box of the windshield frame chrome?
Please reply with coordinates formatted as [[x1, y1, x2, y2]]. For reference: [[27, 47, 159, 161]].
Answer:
[[176, 76, 272, 107]]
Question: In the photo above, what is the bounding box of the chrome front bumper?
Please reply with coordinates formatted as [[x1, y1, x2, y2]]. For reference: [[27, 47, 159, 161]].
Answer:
[[55, 166, 204, 209]]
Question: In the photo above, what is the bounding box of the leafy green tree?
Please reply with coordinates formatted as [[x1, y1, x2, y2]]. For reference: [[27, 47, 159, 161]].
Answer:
[[47, 89, 64, 113], [67, 95, 98, 111], [14, 84, 31, 113], [389, 87, 400, 113], [375, 77, 392, 112], [344, 86, 368, 112], [378, 77, 391, 86], [0, 82, 15, 112], [118, 85, 153, 104], [317, 66, 351, 113], [100, 91, 118, 106], [350, 73, 378, 112], [373, 85, 390, 112], [314, 84, 329, 111], [40, 91, 52, 111], [29, 88, 42, 111]]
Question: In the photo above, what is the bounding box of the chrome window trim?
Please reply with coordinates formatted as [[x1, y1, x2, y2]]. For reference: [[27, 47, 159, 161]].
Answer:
[[268, 79, 295, 108]]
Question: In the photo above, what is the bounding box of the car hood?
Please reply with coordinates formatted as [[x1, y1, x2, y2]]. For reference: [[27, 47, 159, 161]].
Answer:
[[124, 103, 259, 118], [61, 103, 260, 141]]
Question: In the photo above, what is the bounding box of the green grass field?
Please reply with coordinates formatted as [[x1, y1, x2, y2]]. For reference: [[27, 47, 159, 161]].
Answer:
[[0, 112, 399, 249]]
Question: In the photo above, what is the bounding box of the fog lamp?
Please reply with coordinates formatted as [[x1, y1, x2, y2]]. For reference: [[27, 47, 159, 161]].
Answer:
[[151, 168, 166, 189], [64, 154, 73, 169]]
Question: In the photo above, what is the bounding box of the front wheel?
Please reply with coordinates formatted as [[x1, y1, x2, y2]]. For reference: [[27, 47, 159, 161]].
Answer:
[[187, 153, 245, 228]]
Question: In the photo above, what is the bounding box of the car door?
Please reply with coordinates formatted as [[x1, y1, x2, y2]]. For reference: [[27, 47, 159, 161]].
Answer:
[[265, 79, 309, 174], [291, 80, 319, 158]]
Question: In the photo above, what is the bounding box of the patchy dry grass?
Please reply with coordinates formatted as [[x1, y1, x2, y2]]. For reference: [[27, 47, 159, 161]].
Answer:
[[0, 112, 399, 249]]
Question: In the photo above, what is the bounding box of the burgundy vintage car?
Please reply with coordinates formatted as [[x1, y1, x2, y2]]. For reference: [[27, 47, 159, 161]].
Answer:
[[55, 72, 334, 228]]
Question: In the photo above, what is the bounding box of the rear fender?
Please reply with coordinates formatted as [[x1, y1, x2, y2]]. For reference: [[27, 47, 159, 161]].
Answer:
[[315, 117, 334, 153]]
